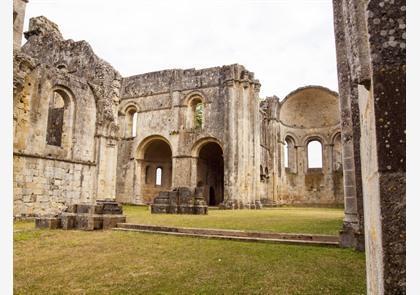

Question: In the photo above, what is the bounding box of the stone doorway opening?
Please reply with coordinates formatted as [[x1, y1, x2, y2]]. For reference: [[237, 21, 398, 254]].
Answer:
[[141, 139, 172, 203], [197, 142, 224, 206], [209, 186, 216, 206]]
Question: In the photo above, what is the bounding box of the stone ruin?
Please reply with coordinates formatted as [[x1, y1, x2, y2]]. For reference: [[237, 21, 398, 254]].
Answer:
[[151, 187, 208, 215], [13, 0, 406, 292], [35, 199, 126, 230]]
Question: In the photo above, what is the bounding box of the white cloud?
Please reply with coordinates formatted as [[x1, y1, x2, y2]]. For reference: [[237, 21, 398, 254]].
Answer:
[[24, 0, 338, 99]]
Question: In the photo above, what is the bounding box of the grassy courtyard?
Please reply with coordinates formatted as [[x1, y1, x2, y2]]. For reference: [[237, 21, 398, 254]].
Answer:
[[14, 207, 366, 294], [124, 205, 344, 235]]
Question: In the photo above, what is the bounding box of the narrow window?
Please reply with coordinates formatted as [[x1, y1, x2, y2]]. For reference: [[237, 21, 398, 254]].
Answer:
[[307, 140, 323, 168], [155, 167, 162, 186], [284, 142, 289, 168], [132, 112, 138, 137], [13, 11, 17, 24], [188, 97, 204, 129], [46, 91, 65, 146], [194, 102, 203, 128]]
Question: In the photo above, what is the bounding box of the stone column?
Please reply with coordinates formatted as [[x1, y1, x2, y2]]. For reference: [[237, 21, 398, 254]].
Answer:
[[333, 0, 405, 293], [190, 156, 198, 187], [133, 159, 143, 204], [333, 0, 364, 250], [96, 135, 118, 200], [222, 79, 237, 208], [253, 83, 262, 208], [171, 156, 191, 189], [13, 0, 28, 51]]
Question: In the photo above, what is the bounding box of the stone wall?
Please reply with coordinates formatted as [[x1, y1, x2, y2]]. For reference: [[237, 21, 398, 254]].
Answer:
[[13, 155, 96, 217], [116, 65, 263, 208], [14, 13, 344, 215], [258, 86, 344, 206], [333, 0, 405, 293], [13, 15, 122, 216]]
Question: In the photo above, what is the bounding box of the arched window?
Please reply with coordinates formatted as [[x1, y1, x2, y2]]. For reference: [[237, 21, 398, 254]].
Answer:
[[284, 136, 297, 172], [260, 165, 264, 182], [46, 90, 66, 146], [126, 107, 138, 138], [307, 140, 323, 168], [194, 102, 203, 128], [188, 96, 204, 129], [155, 167, 163, 186], [132, 112, 138, 137]]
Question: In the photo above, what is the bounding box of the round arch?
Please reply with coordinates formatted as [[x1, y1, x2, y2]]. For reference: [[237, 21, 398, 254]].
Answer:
[[183, 90, 209, 106], [302, 134, 327, 147], [118, 101, 140, 115], [191, 137, 223, 158], [136, 135, 173, 160], [52, 84, 76, 108], [192, 137, 224, 206]]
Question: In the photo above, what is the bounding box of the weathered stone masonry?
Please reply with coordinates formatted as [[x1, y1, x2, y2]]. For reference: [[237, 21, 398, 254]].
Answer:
[[13, 1, 344, 217], [333, 0, 405, 293], [13, 0, 406, 293]]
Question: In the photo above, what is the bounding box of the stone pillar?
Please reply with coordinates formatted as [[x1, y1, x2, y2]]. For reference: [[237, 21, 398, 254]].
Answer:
[[190, 156, 198, 188], [222, 79, 237, 208], [96, 135, 118, 200], [253, 82, 262, 208], [13, 0, 28, 51], [171, 156, 191, 188], [133, 159, 143, 204], [333, 0, 405, 293], [333, 0, 365, 251]]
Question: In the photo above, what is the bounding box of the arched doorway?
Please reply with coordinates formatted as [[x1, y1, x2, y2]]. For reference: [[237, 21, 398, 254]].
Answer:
[[209, 186, 216, 206], [139, 138, 172, 203], [197, 142, 224, 206]]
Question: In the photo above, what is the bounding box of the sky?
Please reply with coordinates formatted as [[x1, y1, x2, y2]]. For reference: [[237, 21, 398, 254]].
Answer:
[[23, 0, 339, 99]]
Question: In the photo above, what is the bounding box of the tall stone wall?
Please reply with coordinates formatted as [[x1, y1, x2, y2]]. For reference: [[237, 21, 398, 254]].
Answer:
[[333, 0, 405, 293], [257, 86, 344, 206], [116, 65, 263, 208], [13, 16, 122, 216], [14, 13, 345, 216]]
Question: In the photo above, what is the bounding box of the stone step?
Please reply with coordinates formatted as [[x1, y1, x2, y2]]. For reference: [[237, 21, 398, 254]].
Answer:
[[113, 223, 339, 247]]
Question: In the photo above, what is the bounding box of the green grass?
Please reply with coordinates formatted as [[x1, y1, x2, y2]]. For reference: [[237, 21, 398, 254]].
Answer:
[[14, 222, 366, 294], [124, 205, 344, 235]]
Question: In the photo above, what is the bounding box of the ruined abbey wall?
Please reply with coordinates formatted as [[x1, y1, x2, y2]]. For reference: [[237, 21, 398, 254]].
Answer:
[[258, 87, 344, 206], [13, 15, 121, 217], [116, 65, 262, 208], [13, 2, 343, 216]]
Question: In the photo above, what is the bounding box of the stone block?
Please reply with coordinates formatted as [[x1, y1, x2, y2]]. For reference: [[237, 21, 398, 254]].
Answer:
[[35, 217, 61, 229], [65, 204, 77, 213], [88, 215, 103, 230], [74, 214, 93, 230], [102, 215, 126, 229], [60, 213, 76, 230], [76, 204, 94, 214]]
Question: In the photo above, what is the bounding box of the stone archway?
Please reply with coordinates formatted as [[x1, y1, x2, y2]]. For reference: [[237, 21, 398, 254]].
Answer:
[[136, 136, 173, 204], [194, 141, 224, 206]]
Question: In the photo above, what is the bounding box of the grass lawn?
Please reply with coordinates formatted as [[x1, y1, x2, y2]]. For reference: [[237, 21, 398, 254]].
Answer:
[[124, 205, 344, 235], [14, 220, 366, 294]]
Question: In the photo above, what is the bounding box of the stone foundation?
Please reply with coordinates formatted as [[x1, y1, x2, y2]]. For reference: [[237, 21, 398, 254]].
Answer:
[[35, 199, 126, 230], [151, 187, 208, 215]]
